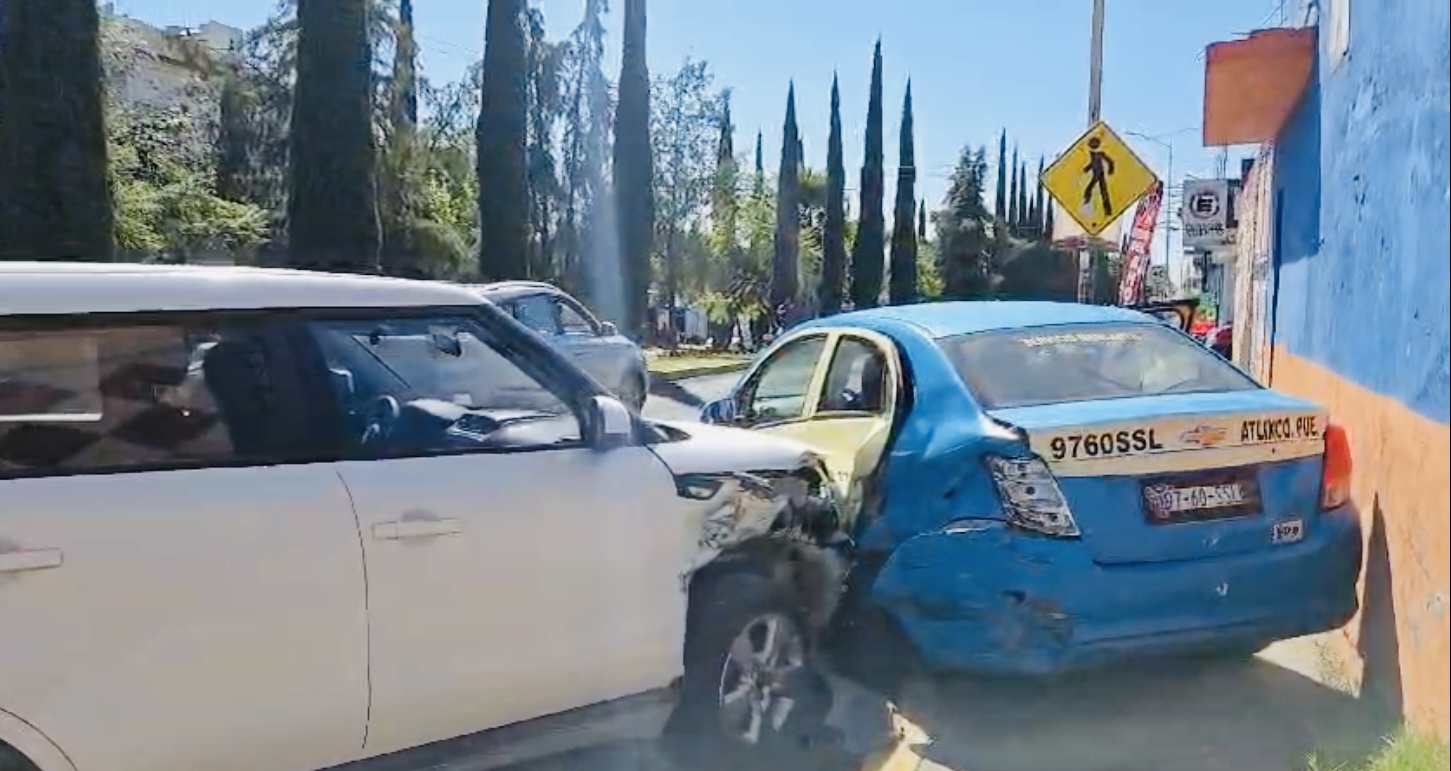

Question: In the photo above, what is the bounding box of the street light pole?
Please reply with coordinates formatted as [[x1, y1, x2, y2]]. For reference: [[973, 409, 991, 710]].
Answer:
[[1077, 0, 1106, 304]]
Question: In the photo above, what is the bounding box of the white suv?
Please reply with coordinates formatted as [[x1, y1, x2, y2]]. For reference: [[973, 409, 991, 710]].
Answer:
[[0, 263, 854, 771]]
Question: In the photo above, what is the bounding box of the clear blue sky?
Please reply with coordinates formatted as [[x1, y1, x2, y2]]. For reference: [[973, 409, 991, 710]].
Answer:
[[114, 0, 1283, 279]]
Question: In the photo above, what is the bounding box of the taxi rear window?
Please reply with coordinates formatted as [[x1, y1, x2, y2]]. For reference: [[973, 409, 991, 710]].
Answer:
[[937, 323, 1259, 410]]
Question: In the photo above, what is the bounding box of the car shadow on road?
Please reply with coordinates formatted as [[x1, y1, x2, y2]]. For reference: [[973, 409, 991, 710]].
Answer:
[[648, 377, 708, 409], [898, 653, 1400, 771]]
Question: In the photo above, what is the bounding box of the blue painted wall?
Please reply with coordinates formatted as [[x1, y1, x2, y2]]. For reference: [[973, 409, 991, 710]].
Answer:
[[1271, 0, 1451, 425]]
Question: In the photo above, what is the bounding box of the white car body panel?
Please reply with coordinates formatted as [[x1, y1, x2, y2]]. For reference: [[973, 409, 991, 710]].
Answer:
[[647, 420, 820, 477], [335, 447, 688, 756], [0, 262, 856, 771], [0, 467, 369, 771]]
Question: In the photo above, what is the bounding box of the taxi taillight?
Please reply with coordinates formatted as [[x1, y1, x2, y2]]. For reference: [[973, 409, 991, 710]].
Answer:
[[1321, 423, 1353, 510]]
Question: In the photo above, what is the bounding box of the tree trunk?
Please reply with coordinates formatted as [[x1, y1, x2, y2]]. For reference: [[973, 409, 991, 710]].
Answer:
[[0, 0, 113, 261], [476, 0, 530, 280], [288, 0, 380, 273], [613, 0, 654, 340]]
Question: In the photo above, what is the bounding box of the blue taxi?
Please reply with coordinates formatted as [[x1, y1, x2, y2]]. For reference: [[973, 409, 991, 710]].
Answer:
[[700, 301, 1362, 675]]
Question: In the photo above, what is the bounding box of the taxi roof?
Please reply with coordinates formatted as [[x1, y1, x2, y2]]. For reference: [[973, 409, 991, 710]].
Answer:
[[806, 300, 1156, 339], [0, 261, 485, 315]]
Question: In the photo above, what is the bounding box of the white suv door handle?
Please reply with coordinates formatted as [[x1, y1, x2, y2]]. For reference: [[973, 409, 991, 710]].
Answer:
[[0, 548, 63, 575], [372, 519, 463, 541]]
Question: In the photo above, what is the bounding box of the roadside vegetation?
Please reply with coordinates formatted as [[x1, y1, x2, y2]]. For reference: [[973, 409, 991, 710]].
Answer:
[[1, 0, 1179, 349], [1309, 728, 1449, 771]]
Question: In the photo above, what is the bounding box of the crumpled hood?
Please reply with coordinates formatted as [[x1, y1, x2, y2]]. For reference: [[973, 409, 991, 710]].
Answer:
[[646, 419, 822, 476]]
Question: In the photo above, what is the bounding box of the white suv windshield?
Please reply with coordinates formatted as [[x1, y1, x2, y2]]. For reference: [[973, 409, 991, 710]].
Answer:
[[938, 322, 1259, 410], [311, 318, 570, 416]]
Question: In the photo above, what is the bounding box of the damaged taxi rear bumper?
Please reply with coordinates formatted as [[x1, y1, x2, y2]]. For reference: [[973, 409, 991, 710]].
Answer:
[[870, 504, 1363, 675]]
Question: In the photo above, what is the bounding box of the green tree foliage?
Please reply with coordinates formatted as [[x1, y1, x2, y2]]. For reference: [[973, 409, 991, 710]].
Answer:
[[288, 0, 380, 272], [524, 9, 566, 280], [110, 101, 269, 262], [995, 242, 1077, 300], [771, 82, 801, 310], [0, 0, 113, 261], [557, 0, 610, 295], [849, 39, 885, 309], [475, 0, 529, 279], [650, 58, 719, 321], [935, 146, 992, 299], [818, 75, 848, 316], [888, 82, 918, 305]]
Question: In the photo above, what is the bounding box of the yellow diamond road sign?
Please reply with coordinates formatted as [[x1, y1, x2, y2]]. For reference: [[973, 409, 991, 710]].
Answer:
[[1041, 121, 1160, 237]]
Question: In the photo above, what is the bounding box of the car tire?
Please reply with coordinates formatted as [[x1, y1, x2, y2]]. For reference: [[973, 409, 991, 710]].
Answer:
[[828, 563, 920, 700], [665, 571, 834, 769], [618, 371, 648, 412], [0, 744, 37, 771]]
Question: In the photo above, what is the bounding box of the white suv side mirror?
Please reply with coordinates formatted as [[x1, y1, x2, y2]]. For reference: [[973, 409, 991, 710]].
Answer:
[[599, 321, 619, 337], [585, 395, 633, 450]]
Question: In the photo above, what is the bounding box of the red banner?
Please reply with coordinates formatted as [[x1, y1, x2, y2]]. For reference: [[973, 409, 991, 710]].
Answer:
[[1118, 181, 1164, 305]]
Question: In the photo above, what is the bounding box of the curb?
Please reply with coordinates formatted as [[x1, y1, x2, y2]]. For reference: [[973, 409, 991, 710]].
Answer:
[[648, 361, 750, 382]]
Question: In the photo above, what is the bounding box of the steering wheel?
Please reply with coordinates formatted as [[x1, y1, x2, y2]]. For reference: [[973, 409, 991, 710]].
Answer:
[[360, 395, 402, 447]]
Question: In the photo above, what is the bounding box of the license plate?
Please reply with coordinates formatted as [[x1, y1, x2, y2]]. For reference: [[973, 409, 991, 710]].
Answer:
[[1141, 469, 1261, 525], [1272, 519, 1305, 544]]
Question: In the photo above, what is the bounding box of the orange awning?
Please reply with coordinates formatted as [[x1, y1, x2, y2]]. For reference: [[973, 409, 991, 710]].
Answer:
[[1202, 28, 1316, 147]]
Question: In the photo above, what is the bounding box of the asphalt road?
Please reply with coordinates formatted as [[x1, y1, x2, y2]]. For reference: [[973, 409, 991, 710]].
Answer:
[[639, 374, 1397, 771], [643, 371, 742, 423]]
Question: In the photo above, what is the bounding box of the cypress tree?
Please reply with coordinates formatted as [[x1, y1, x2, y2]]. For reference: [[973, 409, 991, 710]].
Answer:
[[917, 200, 927, 241], [613, 0, 654, 336], [888, 81, 918, 304], [1007, 144, 1020, 230], [289, 0, 380, 272], [849, 39, 885, 309], [819, 75, 848, 316], [391, 0, 419, 132], [994, 129, 1008, 222], [1044, 182, 1056, 238], [1034, 156, 1047, 237], [0, 0, 113, 261], [1017, 163, 1030, 236], [771, 83, 801, 311], [475, 0, 529, 279], [753, 130, 765, 198]]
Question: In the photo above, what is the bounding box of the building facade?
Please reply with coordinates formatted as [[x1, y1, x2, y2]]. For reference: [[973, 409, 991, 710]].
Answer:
[[1205, 0, 1449, 739]]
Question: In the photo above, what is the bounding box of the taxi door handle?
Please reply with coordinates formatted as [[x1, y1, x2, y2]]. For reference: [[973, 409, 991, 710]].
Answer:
[[0, 548, 64, 575], [373, 519, 463, 541]]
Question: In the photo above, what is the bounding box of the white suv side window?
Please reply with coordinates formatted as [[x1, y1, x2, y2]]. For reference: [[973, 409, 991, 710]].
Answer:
[[0, 320, 295, 476], [305, 314, 582, 457]]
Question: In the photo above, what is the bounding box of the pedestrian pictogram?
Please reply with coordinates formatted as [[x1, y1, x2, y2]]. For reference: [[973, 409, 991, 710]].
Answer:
[[1041, 121, 1159, 237]]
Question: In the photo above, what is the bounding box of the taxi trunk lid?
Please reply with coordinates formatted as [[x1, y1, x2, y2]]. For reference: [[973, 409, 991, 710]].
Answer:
[[989, 390, 1328, 565]]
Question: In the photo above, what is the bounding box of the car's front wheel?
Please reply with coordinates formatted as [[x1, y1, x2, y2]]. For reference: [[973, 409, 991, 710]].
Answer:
[[667, 572, 833, 767], [617, 371, 648, 412]]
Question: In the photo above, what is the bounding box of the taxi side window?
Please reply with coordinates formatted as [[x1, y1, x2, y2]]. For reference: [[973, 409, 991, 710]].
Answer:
[[740, 336, 826, 424], [817, 338, 888, 414]]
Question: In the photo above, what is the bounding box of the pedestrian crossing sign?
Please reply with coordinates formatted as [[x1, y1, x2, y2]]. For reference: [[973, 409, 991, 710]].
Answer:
[[1041, 121, 1160, 237]]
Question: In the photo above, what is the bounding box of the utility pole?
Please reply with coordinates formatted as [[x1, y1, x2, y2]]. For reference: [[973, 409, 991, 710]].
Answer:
[[1077, 0, 1106, 303]]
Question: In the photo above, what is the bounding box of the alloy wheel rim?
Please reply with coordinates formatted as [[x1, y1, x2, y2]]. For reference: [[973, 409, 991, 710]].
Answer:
[[716, 612, 806, 745]]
